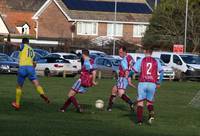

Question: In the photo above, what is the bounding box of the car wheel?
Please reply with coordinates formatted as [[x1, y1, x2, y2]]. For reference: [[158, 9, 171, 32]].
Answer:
[[44, 68, 50, 77], [180, 72, 187, 81]]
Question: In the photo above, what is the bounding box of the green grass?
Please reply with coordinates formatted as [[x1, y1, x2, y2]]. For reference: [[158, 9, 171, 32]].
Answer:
[[0, 75, 200, 136]]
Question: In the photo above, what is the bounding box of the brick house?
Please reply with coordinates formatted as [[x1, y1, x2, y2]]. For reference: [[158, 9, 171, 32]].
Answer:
[[0, 0, 46, 37], [33, 0, 152, 45]]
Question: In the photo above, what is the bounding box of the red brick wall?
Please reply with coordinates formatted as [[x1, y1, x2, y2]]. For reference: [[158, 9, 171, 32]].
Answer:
[[37, 1, 143, 44], [98, 23, 107, 36], [37, 2, 72, 38]]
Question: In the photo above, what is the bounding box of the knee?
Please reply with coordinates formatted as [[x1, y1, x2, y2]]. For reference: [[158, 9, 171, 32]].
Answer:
[[118, 89, 125, 97], [68, 90, 76, 97], [16, 85, 22, 89], [137, 101, 144, 107], [147, 101, 153, 106]]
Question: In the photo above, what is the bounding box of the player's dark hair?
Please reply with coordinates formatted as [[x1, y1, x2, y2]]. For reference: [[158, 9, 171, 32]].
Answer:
[[22, 38, 29, 44], [119, 46, 127, 52], [144, 46, 154, 53], [82, 49, 89, 56], [80, 57, 84, 66]]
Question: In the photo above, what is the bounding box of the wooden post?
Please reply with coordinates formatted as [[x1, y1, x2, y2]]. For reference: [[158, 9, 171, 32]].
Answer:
[[98, 71, 102, 79]]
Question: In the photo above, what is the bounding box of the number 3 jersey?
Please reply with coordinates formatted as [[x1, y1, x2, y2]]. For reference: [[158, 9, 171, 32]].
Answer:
[[132, 56, 163, 83], [19, 44, 35, 66]]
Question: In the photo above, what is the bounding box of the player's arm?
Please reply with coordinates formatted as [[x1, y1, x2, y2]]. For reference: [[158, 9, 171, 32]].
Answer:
[[131, 59, 142, 74], [92, 70, 97, 86], [121, 59, 129, 78], [6, 41, 20, 48], [85, 60, 97, 86], [157, 60, 164, 88], [128, 71, 136, 88]]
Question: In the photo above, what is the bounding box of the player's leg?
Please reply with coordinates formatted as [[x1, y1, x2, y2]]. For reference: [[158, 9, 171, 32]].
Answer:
[[146, 83, 157, 124], [28, 67, 50, 103], [31, 79, 50, 103], [107, 85, 117, 111], [61, 79, 85, 113], [12, 67, 26, 110], [118, 77, 135, 110], [60, 89, 77, 112], [136, 82, 146, 125]]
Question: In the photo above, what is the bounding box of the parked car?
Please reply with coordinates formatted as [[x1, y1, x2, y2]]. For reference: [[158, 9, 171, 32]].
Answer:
[[155, 58, 175, 80], [0, 53, 18, 74], [152, 52, 200, 80], [10, 51, 43, 62], [46, 53, 81, 70], [89, 53, 106, 60], [33, 49, 49, 57], [35, 57, 79, 76], [94, 57, 121, 78]]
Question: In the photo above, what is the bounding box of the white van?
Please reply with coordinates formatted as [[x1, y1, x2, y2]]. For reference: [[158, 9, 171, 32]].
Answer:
[[152, 52, 200, 79]]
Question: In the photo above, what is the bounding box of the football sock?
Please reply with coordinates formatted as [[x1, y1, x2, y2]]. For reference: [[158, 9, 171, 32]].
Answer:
[[147, 105, 154, 112], [70, 96, 79, 109], [108, 95, 116, 108], [36, 86, 45, 95], [16, 87, 22, 106], [121, 94, 133, 105], [137, 106, 143, 123], [62, 98, 72, 110]]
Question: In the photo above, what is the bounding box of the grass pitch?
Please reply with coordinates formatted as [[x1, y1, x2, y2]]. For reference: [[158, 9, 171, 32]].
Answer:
[[0, 75, 200, 136]]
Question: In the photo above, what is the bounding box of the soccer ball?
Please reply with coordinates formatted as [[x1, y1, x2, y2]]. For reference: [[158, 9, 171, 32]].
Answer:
[[95, 99, 104, 109]]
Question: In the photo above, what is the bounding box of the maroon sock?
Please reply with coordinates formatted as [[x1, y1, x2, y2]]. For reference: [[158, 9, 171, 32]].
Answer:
[[108, 95, 116, 108], [70, 96, 79, 109], [61, 98, 72, 110], [147, 105, 154, 112], [121, 94, 133, 105], [137, 106, 143, 122]]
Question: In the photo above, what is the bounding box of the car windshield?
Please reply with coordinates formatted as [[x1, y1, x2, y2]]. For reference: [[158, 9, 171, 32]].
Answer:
[[112, 59, 121, 66], [0, 56, 13, 62], [34, 49, 49, 57], [155, 58, 165, 66], [63, 55, 78, 60], [180, 55, 200, 64]]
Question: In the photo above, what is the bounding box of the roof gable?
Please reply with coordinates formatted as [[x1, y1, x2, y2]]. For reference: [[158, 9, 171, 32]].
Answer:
[[0, 15, 9, 34], [62, 0, 152, 14]]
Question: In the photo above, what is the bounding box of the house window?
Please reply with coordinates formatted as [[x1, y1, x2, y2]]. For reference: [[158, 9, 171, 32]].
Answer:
[[77, 22, 98, 35], [107, 23, 123, 37], [16, 24, 30, 35], [133, 24, 147, 37]]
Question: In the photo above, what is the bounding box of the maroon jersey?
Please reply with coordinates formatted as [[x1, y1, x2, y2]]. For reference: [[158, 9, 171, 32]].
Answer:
[[80, 58, 95, 87], [139, 57, 158, 83], [119, 55, 133, 77]]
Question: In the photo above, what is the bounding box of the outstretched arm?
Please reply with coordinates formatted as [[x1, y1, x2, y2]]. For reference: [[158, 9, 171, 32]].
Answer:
[[92, 70, 97, 86], [6, 42, 20, 48]]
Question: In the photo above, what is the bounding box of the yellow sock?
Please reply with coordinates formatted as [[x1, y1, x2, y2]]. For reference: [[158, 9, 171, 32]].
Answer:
[[36, 86, 45, 95], [16, 87, 22, 106]]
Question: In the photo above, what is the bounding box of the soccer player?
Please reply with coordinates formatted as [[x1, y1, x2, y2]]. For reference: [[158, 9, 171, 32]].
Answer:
[[10, 38, 50, 110], [132, 48, 164, 125], [60, 49, 97, 113], [107, 46, 135, 112]]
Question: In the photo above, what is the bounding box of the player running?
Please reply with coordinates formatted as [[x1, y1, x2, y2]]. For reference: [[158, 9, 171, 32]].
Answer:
[[132, 48, 164, 125], [10, 38, 50, 110], [107, 46, 136, 112], [60, 49, 97, 113]]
